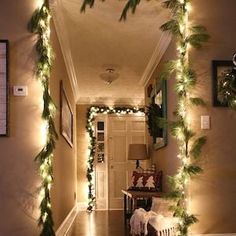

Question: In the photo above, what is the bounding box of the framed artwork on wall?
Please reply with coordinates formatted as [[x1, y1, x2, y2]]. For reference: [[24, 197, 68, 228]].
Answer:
[[0, 40, 9, 137], [147, 79, 167, 150], [60, 81, 73, 147], [212, 60, 233, 107]]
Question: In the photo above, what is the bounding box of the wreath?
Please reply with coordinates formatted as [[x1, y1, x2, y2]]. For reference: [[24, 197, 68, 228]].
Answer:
[[146, 102, 163, 140]]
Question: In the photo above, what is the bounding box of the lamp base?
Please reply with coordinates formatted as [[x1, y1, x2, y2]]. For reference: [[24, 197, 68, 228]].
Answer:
[[136, 160, 140, 169], [136, 160, 144, 172]]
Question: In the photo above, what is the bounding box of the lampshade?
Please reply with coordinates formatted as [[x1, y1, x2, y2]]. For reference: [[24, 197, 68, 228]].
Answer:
[[128, 144, 149, 160]]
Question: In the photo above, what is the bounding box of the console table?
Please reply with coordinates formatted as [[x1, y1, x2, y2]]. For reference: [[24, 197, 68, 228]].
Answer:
[[122, 189, 163, 222]]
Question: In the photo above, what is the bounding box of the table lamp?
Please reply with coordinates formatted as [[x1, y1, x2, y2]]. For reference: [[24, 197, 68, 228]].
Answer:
[[128, 144, 149, 170]]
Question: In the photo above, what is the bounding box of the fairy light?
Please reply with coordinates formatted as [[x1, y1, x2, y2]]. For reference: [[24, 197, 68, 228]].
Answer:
[[156, 0, 208, 234], [86, 106, 145, 211], [36, 0, 44, 8], [29, 0, 58, 234]]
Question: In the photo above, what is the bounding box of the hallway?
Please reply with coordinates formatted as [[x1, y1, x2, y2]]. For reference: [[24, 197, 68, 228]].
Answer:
[[69, 210, 130, 236]]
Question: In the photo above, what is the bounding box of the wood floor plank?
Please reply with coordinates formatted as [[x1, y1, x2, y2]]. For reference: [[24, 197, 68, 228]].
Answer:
[[69, 210, 130, 236]]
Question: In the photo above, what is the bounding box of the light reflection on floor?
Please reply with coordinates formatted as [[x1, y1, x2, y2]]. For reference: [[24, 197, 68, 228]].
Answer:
[[69, 210, 130, 236]]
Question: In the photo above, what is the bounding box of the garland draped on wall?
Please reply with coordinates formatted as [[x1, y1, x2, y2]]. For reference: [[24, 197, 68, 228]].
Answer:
[[159, 1, 209, 235], [29, 0, 58, 235], [86, 106, 145, 211], [82, 0, 209, 234]]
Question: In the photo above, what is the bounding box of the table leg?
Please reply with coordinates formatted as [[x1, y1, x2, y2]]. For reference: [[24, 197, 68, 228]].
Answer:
[[124, 194, 127, 222]]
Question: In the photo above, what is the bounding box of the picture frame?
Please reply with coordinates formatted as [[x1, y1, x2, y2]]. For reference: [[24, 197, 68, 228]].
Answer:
[[212, 60, 233, 107], [60, 81, 73, 147], [147, 79, 168, 150], [0, 40, 9, 137]]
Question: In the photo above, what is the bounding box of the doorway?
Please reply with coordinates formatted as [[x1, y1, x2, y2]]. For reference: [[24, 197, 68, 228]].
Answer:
[[95, 114, 147, 210]]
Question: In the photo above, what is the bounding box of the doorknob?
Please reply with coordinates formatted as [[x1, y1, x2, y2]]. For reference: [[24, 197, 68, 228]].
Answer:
[[110, 165, 114, 169]]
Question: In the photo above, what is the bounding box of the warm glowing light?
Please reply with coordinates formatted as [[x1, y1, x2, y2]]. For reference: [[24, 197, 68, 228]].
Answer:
[[186, 2, 192, 12], [86, 106, 145, 211], [39, 189, 45, 201], [40, 121, 48, 146], [37, 0, 44, 8]]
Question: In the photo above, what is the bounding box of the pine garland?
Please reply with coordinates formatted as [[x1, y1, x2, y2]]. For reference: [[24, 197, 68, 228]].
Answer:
[[29, 1, 57, 235], [81, 0, 209, 234], [86, 106, 144, 211], [159, 1, 209, 235]]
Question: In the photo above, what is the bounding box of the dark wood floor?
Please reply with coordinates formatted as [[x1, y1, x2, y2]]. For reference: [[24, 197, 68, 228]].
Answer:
[[69, 210, 130, 236]]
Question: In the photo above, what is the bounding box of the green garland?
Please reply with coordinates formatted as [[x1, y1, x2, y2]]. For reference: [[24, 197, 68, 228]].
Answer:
[[160, 1, 209, 235], [82, 0, 209, 234], [86, 106, 145, 211], [29, 1, 58, 235], [146, 102, 163, 139]]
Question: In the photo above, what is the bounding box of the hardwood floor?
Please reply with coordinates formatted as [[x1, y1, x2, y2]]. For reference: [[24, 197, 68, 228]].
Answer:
[[69, 210, 130, 236]]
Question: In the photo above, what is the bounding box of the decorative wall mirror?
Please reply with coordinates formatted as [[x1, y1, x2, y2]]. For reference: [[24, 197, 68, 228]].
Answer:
[[0, 40, 9, 136], [147, 79, 167, 150]]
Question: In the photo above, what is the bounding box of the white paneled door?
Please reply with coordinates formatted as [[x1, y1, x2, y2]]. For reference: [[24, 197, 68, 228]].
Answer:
[[108, 115, 146, 209]]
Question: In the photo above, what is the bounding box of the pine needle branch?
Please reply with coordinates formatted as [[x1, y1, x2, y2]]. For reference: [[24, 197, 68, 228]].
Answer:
[[119, 0, 141, 21], [190, 136, 206, 159], [187, 25, 210, 48], [80, 0, 96, 12], [160, 19, 181, 36], [189, 97, 206, 106]]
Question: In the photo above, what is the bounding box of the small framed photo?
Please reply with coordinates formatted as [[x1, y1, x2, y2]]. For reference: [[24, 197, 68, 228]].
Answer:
[[212, 60, 233, 107], [0, 40, 9, 137], [60, 81, 73, 147]]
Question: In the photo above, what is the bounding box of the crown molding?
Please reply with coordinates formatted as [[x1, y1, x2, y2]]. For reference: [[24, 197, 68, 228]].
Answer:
[[139, 32, 172, 87], [49, 0, 79, 102]]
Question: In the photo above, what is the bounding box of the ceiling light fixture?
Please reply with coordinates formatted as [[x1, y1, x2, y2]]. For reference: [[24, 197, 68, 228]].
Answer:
[[99, 68, 119, 85]]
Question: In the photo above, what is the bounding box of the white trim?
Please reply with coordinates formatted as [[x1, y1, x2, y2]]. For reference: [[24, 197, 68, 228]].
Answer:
[[56, 204, 78, 236], [49, 0, 79, 102], [77, 202, 88, 211], [139, 32, 172, 87]]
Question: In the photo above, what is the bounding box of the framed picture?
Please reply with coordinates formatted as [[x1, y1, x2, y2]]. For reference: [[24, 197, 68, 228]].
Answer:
[[60, 81, 73, 147], [147, 79, 168, 150], [0, 40, 9, 136], [212, 60, 233, 107]]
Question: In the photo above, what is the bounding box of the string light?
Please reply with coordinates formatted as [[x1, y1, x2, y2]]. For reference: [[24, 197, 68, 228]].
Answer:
[[158, 0, 209, 235], [29, 0, 58, 235], [86, 106, 145, 211]]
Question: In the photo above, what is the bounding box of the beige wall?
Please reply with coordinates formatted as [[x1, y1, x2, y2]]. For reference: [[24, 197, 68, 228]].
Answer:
[[146, 0, 236, 234], [76, 105, 90, 204], [0, 1, 77, 235], [50, 20, 77, 230]]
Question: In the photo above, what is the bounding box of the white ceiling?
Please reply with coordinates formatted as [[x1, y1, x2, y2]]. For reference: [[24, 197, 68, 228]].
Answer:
[[51, 0, 170, 105]]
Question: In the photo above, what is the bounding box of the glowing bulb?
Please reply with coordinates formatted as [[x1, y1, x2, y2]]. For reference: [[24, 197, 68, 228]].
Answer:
[[186, 2, 192, 12], [39, 189, 45, 200], [40, 121, 48, 146], [184, 178, 189, 185], [47, 175, 52, 183], [43, 213, 48, 222], [37, 0, 44, 8], [176, 60, 181, 68], [179, 24, 185, 34], [48, 184, 52, 190]]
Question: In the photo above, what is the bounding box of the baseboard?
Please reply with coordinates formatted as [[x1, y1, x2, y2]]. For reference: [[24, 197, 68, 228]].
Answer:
[[77, 202, 87, 211], [56, 204, 78, 236]]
